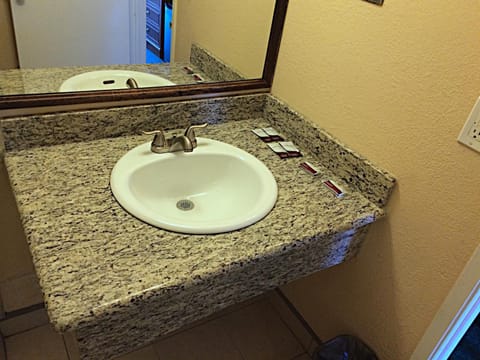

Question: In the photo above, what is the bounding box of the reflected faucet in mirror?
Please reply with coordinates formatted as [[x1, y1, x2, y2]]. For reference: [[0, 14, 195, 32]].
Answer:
[[126, 78, 139, 89]]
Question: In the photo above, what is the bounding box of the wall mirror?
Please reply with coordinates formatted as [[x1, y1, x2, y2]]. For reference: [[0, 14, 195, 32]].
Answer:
[[0, 0, 288, 112]]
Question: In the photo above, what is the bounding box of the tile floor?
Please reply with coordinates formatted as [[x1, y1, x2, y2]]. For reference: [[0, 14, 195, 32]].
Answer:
[[2, 293, 318, 360], [0, 274, 43, 313]]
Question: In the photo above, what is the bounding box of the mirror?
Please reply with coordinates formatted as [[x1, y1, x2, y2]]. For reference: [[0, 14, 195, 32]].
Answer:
[[0, 0, 289, 111]]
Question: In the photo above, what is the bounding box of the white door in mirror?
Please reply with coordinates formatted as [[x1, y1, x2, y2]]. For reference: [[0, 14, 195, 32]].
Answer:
[[110, 138, 278, 234], [59, 70, 175, 92]]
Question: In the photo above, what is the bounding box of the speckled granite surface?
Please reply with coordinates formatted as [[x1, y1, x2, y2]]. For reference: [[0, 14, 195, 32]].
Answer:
[[1, 94, 395, 359], [265, 96, 396, 207], [190, 44, 245, 81], [0, 44, 242, 96], [0, 95, 265, 151], [0, 62, 210, 96]]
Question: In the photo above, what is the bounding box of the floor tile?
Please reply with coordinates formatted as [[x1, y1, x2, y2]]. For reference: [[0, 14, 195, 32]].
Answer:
[[1, 335, 6, 360], [307, 339, 320, 357], [0, 308, 49, 336], [2, 291, 316, 360], [115, 345, 158, 360], [153, 294, 265, 343], [63, 331, 80, 360], [0, 273, 44, 312], [5, 324, 68, 360], [267, 291, 314, 352], [292, 353, 312, 360], [218, 298, 305, 360], [154, 318, 243, 360]]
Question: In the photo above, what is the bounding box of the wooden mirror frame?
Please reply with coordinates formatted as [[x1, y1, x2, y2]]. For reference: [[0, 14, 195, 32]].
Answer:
[[0, 0, 289, 111]]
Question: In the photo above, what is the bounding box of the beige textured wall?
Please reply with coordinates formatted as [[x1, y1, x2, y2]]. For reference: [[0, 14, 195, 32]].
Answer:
[[273, 1, 480, 359], [174, 0, 275, 78], [0, 0, 18, 69]]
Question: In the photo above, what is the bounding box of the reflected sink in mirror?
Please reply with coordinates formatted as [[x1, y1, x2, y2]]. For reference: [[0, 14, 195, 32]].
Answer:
[[110, 137, 278, 234], [59, 70, 175, 92]]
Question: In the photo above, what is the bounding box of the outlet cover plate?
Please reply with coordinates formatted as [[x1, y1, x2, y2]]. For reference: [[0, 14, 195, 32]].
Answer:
[[458, 97, 480, 153]]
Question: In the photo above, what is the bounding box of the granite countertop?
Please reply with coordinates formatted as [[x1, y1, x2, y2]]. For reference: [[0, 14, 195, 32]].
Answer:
[[2, 92, 396, 359], [0, 44, 244, 97], [0, 62, 211, 96], [4, 118, 384, 335]]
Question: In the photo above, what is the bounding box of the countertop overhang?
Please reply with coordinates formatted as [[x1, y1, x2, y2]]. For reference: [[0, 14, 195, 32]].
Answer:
[[1, 94, 395, 359]]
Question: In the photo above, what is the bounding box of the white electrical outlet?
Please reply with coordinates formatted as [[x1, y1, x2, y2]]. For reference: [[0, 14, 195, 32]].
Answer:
[[458, 97, 480, 153]]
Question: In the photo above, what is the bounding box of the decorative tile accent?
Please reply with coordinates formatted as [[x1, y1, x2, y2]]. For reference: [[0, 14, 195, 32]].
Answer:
[[264, 96, 396, 207]]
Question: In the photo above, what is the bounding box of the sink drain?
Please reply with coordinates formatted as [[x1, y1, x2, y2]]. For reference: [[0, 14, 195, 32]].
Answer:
[[176, 199, 195, 211]]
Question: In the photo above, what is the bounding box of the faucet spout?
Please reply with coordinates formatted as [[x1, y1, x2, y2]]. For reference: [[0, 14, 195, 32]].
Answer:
[[184, 123, 208, 147], [142, 128, 198, 154], [126, 78, 139, 89], [169, 135, 193, 152]]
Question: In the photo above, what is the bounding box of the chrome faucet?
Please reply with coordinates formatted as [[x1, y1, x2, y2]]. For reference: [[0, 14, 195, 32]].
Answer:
[[143, 123, 208, 154], [169, 135, 194, 152], [142, 129, 167, 153], [126, 78, 139, 89], [184, 123, 208, 147]]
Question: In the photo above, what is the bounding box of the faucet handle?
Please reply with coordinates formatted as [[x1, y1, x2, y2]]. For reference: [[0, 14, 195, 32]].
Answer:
[[184, 123, 208, 147], [142, 130, 166, 150]]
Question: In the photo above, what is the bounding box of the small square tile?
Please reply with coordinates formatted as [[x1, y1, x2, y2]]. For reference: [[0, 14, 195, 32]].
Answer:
[[292, 354, 312, 360], [218, 298, 305, 360], [152, 294, 266, 343], [63, 331, 80, 360], [5, 324, 68, 360], [0, 296, 4, 320], [0, 273, 44, 312], [154, 318, 243, 360], [114, 345, 158, 360], [1, 335, 6, 360], [267, 291, 316, 352], [0, 308, 49, 336], [307, 338, 321, 357]]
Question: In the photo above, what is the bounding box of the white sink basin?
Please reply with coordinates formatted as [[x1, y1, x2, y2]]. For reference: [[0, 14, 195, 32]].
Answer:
[[110, 138, 278, 234], [59, 70, 175, 92]]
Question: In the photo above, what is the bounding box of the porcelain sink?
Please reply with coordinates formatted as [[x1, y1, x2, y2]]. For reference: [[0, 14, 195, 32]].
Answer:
[[110, 137, 278, 234], [59, 70, 175, 92]]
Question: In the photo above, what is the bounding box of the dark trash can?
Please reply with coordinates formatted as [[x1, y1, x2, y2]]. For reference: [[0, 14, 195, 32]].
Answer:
[[313, 335, 378, 360]]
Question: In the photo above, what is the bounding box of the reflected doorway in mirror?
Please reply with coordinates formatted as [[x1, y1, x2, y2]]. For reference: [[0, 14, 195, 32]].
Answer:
[[146, 0, 173, 63]]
